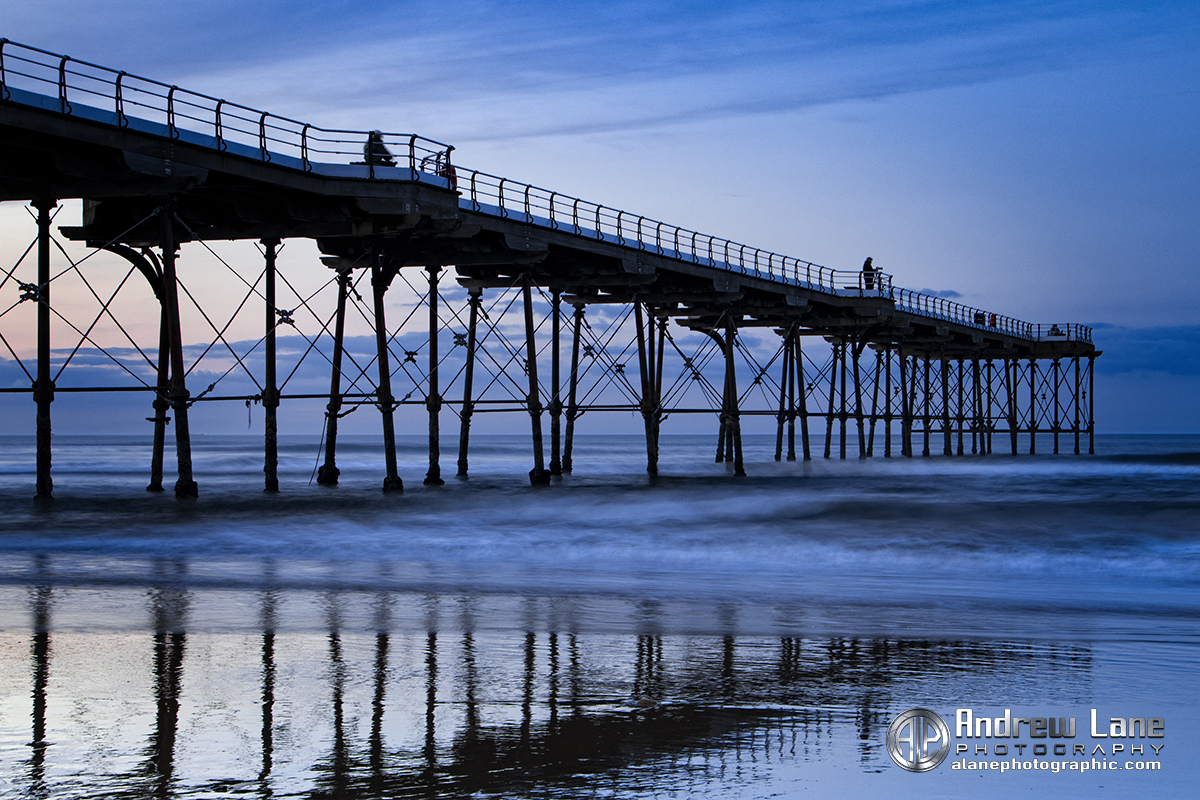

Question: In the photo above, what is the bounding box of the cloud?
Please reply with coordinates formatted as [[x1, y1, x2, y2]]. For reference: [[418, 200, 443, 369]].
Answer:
[[9, 1, 1192, 142]]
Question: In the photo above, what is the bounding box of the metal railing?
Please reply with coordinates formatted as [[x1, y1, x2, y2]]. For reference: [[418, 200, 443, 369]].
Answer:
[[0, 38, 454, 178], [0, 37, 1091, 346], [458, 167, 893, 296]]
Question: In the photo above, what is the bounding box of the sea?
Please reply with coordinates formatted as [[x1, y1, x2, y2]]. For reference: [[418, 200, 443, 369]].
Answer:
[[0, 432, 1197, 798]]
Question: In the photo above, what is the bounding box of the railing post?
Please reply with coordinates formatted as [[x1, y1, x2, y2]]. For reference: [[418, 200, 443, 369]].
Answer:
[[115, 72, 127, 126], [0, 39, 9, 101], [57, 56, 71, 114]]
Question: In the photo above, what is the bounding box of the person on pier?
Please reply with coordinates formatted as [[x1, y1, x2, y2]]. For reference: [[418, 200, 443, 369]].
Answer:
[[364, 131, 396, 167], [862, 257, 876, 291]]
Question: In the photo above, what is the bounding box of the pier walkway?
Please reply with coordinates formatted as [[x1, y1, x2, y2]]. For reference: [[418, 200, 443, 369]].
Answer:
[[0, 39, 1097, 496]]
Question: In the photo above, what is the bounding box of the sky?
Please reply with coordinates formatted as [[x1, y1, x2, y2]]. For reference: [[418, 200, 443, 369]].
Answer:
[[2, 0, 1199, 433]]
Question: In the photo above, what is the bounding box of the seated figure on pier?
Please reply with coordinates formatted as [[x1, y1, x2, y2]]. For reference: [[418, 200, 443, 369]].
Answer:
[[364, 131, 396, 167]]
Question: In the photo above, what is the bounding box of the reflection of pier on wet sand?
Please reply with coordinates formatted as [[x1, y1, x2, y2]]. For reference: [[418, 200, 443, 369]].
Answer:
[[3, 581, 1094, 797]]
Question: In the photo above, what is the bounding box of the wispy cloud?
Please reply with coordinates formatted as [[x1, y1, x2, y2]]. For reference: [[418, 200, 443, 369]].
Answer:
[[10, 1, 1192, 141]]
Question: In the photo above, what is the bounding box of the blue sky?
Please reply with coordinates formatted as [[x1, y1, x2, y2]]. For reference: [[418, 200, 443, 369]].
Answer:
[[3, 1, 1199, 431]]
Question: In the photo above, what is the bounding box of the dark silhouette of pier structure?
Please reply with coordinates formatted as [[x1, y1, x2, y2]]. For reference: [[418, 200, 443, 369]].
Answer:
[[16, 572, 1094, 797], [0, 40, 1098, 497]]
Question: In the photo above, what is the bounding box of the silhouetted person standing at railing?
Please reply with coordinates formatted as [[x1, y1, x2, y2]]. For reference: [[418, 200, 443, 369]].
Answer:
[[861, 257, 876, 291], [364, 131, 396, 167]]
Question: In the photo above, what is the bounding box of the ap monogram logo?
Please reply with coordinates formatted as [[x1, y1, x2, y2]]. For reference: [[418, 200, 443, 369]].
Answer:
[[887, 708, 951, 772]]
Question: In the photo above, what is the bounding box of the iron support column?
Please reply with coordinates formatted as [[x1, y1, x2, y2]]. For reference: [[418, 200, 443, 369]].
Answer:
[[1088, 355, 1095, 454], [852, 340, 866, 458], [424, 265, 444, 486], [160, 208, 198, 497], [522, 274, 550, 485], [456, 290, 481, 477], [317, 269, 350, 486], [796, 334, 810, 460], [724, 315, 745, 476], [33, 198, 56, 499], [839, 342, 849, 460], [985, 359, 994, 454], [1073, 356, 1081, 455], [971, 359, 981, 455], [824, 342, 838, 459], [149, 299, 170, 492], [654, 317, 665, 466], [262, 238, 280, 492], [563, 304, 584, 473], [1028, 359, 1038, 455], [922, 356, 931, 457], [941, 355, 952, 456], [899, 349, 911, 457], [867, 347, 881, 457], [956, 358, 965, 456], [371, 251, 402, 492], [635, 301, 656, 475], [1006, 359, 1018, 455], [884, 345, 893, 458], [550, 291, 563, 476], [1052, 358, 1061, 455], [775, 326, 792, 462]]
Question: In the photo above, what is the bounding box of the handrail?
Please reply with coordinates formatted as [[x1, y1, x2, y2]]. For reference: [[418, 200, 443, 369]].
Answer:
[[0, 38, 453, 176], [0, 36, 1091, 345]]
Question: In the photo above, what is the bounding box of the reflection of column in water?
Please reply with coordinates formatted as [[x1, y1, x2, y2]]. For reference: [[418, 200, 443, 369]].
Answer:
[[547, 632, 559, 736], [149, 630, 186, 792], [568, 634, 582, 717], [634, 634, 663, 702], [258, 591, 277, 785], [779, 637, 800, 683], [370, 631, 388, 793], [424, 631, 438, 777], [461, 630, 479, 743], [722, 636, 736, 698], [520, 632, 535, 758], [28, 583, 52, 789], [146, 573, 189, 796], [325, 594, 348, 795], [370, 589, 391, 789]]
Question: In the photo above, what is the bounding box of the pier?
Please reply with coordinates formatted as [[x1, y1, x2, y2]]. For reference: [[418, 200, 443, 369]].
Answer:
[[0, 39, 1098, 497]]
